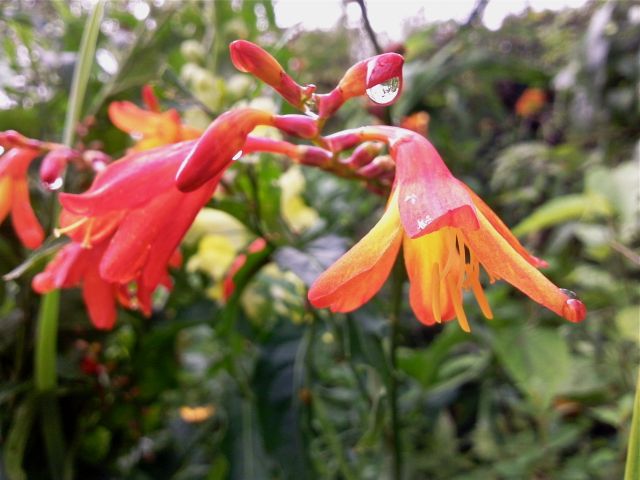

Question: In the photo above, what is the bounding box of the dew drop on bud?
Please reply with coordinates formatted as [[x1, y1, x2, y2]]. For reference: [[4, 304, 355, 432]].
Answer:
[[232, 150, 243, 161], [44, 177, 64, 191], [366, 77, 400, 105], [560, 288, 577, 299], [303, 98, 319, 118]]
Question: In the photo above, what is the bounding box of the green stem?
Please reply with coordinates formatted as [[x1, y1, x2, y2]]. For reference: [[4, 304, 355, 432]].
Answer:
[[34, 290, 60, 391], [624, 369, 640, 480], [33, 3, 104, 479], [388, 257, 404, 480]]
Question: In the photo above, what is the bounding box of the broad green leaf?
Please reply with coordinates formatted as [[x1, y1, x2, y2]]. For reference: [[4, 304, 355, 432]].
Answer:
[[493, 325, 571, 409], [513, 193, 612, 236]]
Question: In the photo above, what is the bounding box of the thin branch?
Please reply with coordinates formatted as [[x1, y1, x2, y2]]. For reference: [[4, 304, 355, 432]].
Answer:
[[355, 0, 383, 54]]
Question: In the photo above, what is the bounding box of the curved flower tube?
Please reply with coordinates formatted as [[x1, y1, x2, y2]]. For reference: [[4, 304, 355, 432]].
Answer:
[[0, 147, 45, 249], [308, 127, 586, 331]]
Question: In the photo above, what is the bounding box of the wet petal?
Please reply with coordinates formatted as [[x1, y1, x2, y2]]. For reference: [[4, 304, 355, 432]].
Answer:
[[393, 135, 479, 238], [308, 191, 403, 312], [463, 208, 585, 322]]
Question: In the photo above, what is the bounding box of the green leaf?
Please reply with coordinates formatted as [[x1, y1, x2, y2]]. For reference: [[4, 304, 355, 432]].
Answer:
[[512, 193, 612, 236], [62, 0, 105, 146], [493, 325, 571, 409]]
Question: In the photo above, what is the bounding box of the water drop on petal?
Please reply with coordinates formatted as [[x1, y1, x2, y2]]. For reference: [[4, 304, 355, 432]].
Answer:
[[232, 150, 243, 161], [560, 288, 577, 299], [366, 77, 400, 105]]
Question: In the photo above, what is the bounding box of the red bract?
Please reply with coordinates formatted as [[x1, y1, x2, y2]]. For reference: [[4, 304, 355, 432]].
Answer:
[[309, 127, 586, 331], [0, 147, 45, 249]]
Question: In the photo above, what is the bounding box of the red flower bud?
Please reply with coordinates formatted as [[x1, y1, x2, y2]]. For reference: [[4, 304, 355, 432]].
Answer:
[[230, 40, 313, 109], [338, 53, 404, 102], [176, 108, 273, 192], [40, 147, 76, 190], [273, 115, 318, 139]]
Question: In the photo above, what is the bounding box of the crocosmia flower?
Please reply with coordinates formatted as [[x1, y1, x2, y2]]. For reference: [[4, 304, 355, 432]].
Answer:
[[33, 141, 216, 329], [0, 147, 45, 249], [308, 127, 586, 331], [108, 86, 201, 152]]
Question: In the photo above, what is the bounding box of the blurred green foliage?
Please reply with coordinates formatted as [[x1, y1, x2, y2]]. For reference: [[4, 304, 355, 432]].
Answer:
[[0, 1, 638, 479]]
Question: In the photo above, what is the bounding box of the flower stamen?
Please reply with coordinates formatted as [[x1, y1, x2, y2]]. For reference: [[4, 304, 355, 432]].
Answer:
[[54, 217, 88, 237]]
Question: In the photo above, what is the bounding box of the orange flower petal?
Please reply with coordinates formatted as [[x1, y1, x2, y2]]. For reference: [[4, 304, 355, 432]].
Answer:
[[463, 182, 548, 268], [463, 208, 585, 322], [403, 230, 456, 326], [10, 178, 44, 249], [108, 101, 163, 136], [308, 191, 403, 312], [0, 176, 12, 224]]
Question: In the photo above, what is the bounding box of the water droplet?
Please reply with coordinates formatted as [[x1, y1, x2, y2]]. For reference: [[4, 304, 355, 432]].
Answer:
[[366, 77, 400, 105], [303, 98, 319, 118], [44, 177, 63, 191], [404, 193, 418, 205], [560, 288, 577, 299], [232, 150, 243, 161]]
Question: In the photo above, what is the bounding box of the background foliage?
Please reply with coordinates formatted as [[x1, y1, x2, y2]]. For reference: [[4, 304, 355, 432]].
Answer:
[[0, 1, 638, 479]]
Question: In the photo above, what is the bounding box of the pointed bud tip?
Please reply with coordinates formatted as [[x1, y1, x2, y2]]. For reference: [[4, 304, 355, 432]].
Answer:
[[562, 298, 586, 323]]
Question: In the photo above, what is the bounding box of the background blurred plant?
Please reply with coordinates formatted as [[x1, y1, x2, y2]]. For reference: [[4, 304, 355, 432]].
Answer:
[[0, 1, 638, 479]]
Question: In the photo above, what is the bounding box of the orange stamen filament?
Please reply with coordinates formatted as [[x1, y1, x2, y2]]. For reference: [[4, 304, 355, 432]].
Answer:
[[436, 228, 496, 331], [81, 219, 94, 248], [54, 217, 88, 237], [431, 262, 441, 323]]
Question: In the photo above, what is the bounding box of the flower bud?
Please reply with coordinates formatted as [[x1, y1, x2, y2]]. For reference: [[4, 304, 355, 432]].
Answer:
[[40, 147, 76, 190], [230, 40, 313, 109], [341, 141, 384, 168], [338, 53, 403, 102], [273, 115, 318, 139], [176, 108, 273, 192], [296, 146, 333, 168]]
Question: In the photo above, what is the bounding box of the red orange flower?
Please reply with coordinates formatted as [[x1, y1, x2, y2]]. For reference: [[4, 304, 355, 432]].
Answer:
[[308, 127, 586, 331], [33, 141, 215, 329], [108, 85, 201, 152], [515, 87, 547, 117], [0, 147, 45, 249]]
